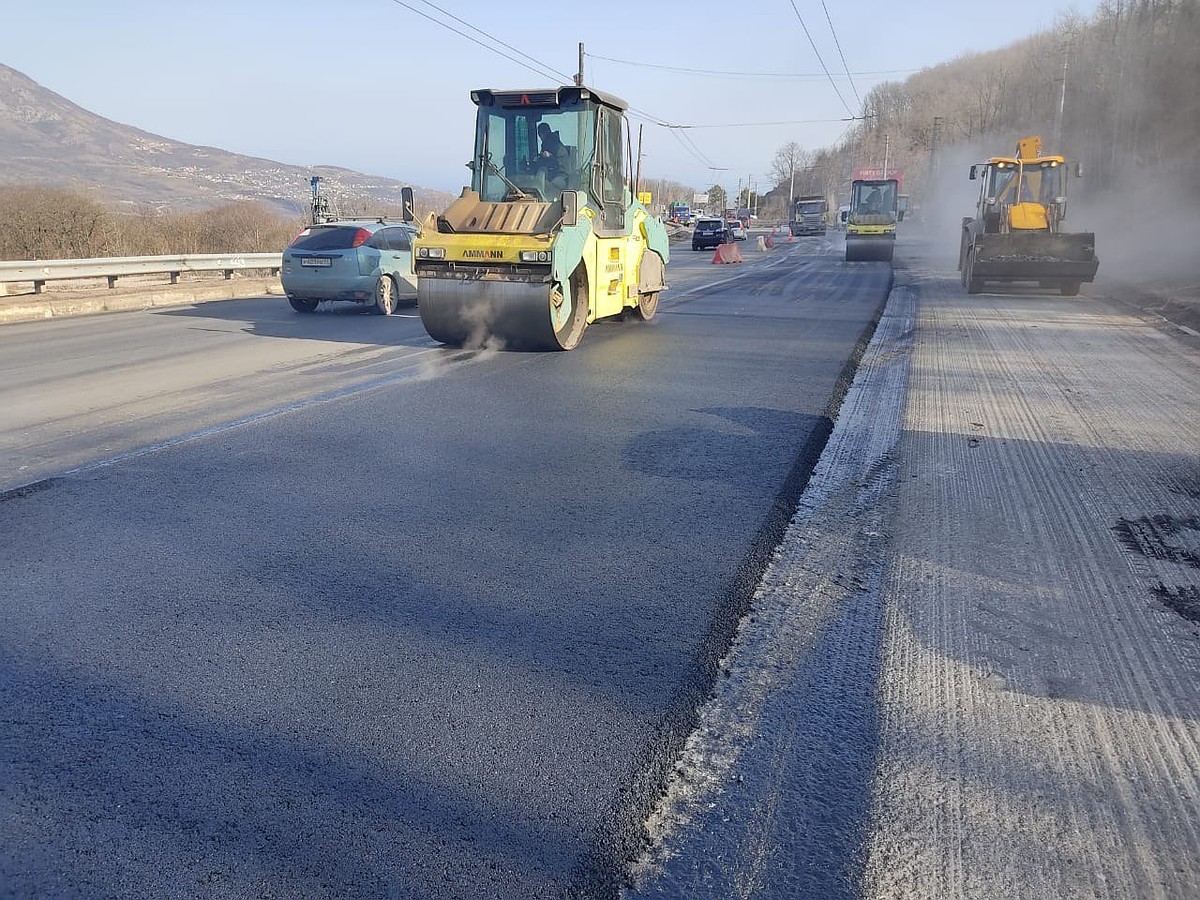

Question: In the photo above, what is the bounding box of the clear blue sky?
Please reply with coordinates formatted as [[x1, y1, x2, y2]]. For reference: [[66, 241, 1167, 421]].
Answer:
[[4, 0, 1101, 199]]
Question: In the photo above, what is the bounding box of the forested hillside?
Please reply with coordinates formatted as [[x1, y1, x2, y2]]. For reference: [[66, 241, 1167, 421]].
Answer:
[[805, 0, 1199, 209]]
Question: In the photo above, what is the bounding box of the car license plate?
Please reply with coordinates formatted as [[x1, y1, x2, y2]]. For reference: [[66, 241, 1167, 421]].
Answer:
[[301, 257, 332, 267]]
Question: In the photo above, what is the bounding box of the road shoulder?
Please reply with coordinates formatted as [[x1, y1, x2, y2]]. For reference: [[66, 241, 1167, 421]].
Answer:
[[0, 275, 281, 324]]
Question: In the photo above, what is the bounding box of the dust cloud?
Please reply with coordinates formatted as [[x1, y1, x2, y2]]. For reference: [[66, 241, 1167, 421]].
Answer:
[[912, 142, 1200, 306], [1075, 179, 1200, 289], [909, 144, 991, 263]]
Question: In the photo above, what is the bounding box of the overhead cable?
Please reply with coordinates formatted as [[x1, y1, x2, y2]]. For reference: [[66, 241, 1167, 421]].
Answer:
[[671, 116, 865, 129], [586, 52, 914, 81], [386, 0, 564, 84], [787, 0, 856, 116], [820, 0, 862, 108], [412, 0, 573, 84]]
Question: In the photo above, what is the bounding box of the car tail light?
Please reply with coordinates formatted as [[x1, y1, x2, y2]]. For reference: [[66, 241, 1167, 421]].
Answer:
[[351, 228, 371, 248]]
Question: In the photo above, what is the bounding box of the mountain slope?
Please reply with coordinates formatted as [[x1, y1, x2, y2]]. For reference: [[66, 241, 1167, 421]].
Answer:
[[0, 64, 451, 215]]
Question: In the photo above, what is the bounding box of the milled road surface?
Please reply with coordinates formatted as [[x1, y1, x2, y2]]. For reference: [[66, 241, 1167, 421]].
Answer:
[[628, 236, 1200, 899], [863, 256, 1200, 899], [1, 236, 890, 898]]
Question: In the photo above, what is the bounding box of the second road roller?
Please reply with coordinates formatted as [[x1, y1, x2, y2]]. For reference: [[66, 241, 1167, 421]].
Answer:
[[413, 85, 670, 350]]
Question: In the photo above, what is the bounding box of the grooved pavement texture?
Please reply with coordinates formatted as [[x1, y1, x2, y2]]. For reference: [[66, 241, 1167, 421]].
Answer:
[[863, 265, 1200, 898]]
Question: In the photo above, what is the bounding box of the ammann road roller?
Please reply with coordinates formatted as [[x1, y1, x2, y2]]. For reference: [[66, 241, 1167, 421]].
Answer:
[[413, 85, 670, 350], [845, 178, 899, 262]]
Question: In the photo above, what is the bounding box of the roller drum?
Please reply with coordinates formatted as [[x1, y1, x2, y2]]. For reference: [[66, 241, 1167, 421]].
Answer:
[[845, 235, 895, 262], [418, 278, 587, 351]]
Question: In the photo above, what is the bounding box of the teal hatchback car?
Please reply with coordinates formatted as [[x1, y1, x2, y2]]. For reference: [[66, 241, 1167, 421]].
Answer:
[[281, 219, 418, 315]]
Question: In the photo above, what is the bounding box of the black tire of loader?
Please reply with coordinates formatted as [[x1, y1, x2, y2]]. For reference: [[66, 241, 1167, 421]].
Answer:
[[964, 248, 983, 294]]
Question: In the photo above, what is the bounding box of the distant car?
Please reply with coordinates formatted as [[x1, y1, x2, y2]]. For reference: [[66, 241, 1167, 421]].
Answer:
[[692, 217, 728, 251], [725, 220, 747, 241], [281, 219, 418, 315]]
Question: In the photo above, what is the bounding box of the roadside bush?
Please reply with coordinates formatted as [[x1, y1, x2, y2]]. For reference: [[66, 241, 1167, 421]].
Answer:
[[0, 188, 305, 260], [0, 187, 116, 260]]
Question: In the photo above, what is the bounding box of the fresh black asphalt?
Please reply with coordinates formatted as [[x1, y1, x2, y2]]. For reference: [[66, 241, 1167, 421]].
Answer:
[[0, 242, 892, 898]]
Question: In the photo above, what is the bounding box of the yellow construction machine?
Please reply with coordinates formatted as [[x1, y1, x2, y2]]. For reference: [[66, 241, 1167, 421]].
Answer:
[[845, 178, 899, 261], [413, 85, 670, 350], [959, 136, 1098, 295]]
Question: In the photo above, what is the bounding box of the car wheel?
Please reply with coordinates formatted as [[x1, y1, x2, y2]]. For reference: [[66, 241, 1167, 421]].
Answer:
[[374, 275, 399, 315], [289, 296, 319, 313]]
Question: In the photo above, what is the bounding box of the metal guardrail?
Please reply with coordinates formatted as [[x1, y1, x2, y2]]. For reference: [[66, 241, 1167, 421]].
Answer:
[[0, 253, 283, 293]]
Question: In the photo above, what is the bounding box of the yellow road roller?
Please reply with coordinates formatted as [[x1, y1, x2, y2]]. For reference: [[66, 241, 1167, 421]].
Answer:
[[845, 178, 899, 262], [413, 85, 670, 350]]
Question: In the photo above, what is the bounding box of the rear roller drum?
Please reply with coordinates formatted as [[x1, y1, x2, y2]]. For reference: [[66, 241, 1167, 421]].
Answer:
[[630, 291, 659, 321]]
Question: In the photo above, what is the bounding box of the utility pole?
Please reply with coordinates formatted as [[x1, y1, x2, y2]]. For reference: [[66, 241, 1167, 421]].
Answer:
[[882, 134, 890, 178], [575, 43, 584, 86], [1051, 28, 1074, 150], [930, 116, 943, 176], [635, 123, 644, 194]]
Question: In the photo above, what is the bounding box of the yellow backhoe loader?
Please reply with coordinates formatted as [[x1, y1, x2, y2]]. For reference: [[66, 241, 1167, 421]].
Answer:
[[959, 136, 1098, 296]]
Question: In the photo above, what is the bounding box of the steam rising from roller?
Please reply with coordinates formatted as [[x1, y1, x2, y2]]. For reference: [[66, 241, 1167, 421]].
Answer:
[[412, 85, 670, 351]]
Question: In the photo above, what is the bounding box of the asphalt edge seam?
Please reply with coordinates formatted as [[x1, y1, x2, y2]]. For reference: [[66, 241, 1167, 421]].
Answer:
[[618, 268, 917, 896]]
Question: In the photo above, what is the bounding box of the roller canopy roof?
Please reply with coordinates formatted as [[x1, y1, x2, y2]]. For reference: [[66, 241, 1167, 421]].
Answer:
[[470, 85, 629, 111]]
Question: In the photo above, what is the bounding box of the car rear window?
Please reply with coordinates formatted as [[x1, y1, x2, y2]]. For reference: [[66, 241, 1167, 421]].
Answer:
[[697, 221, 721, 232], [288, 226, 367, 251]]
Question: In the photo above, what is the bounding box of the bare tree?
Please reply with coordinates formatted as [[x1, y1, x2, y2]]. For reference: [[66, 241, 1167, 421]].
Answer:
[[768, 142, 813, 193]]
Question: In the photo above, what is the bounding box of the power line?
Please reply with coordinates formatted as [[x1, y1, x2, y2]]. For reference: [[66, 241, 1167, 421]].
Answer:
[[820, 0, 862, 109], [411, 0, 573, 84], [665, 126, 719, 170], [676, 129, 716, 168], [671, 116, 865, 129], [586, 52, 914, 81], [787, 0, 856, 117], [385, 0, 564, 84]]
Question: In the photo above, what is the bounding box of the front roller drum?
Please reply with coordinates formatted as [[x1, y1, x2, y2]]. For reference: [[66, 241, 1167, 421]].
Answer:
[[845, 235, 895, 262], [419, 276, 588, 351]]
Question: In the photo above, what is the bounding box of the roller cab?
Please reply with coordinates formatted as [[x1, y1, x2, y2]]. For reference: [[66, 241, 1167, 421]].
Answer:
[[414, 86, 669, 350]]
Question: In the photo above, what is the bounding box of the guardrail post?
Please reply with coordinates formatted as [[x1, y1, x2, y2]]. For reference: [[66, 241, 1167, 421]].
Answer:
[[170, 271, 180, 285], [107, 275, 118, 289], [34, 281, 45, 294]]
